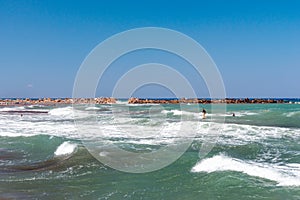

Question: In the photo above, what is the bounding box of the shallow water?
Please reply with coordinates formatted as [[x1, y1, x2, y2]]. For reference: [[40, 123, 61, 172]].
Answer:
[[0, 102, 299, 199]]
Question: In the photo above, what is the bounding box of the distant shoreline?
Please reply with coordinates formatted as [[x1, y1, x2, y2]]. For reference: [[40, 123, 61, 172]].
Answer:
[[0, 97, 299, 106]]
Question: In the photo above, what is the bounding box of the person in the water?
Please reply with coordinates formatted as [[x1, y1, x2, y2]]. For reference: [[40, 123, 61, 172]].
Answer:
[[202, 108, 207, 119]]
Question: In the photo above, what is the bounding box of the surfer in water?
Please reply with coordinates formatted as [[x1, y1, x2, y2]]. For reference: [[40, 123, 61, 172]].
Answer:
[[202, 108, 207, 119]]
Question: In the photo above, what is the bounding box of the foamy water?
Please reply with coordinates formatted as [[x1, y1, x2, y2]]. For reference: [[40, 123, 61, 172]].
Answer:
[[191, 154, 300, 186], [54, 141, 78, 156], [1, 105, 300, 143], [0, 103, 300, 199]]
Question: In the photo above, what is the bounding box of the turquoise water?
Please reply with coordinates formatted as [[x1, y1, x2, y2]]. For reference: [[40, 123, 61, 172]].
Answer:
[[0, 103, 300, 199]]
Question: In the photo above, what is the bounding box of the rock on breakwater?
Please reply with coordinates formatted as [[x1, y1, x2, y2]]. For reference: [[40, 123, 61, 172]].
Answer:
[[0, 97, 286, 106]]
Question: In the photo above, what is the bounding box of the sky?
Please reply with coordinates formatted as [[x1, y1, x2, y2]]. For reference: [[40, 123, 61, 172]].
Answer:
[[0, 0, 299, 98]]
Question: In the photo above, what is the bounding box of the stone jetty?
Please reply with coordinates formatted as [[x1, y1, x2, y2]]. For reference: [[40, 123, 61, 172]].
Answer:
[[127, 98, 285, 104], [0, 97, 286, 106], [0, 97, 116, 106]]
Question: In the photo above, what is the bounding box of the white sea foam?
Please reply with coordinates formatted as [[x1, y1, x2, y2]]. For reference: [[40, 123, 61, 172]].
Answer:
[[283, 111, 300, 117], [49, 107, 73, 116], [191, 154, 300, 186], [161, 109, 183, 115], [26, 105, 45, 108], [0, 131, 36, 137], [126, 103, 160, 106], [88, 119, 198, 145], [1, 108, 300, 145], [0, 106, 25, 112], [161, 110, 172, 114], [0, 105, 300, 147], [234, 111, 259, 117], [49, 106, 92, 120], [202, 122, 300, 145], [54, 141, 77, 156], [115, 101, 128, 104], [161, 109, 199, 117], [85, 106, 101, 111], [1, 104, 48, 113], [0, 113, 76, 138], [161, 109, 260, 118]]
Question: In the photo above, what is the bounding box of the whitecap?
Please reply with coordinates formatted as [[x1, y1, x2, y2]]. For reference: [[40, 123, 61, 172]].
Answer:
[[49, 107, 73, 116], [85, 106, 101, 111], [283, 111, 300, 117], [0, 106, 25, 112], [54, 141, 77, 156], [191, 154, 300, 186], [161, 109, 198, 116]]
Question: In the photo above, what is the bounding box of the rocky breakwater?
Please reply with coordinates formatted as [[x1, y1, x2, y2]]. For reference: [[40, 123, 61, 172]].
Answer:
[[127, 98, 285, 104], [223, 98, 284, 104], [72, 97, 116, 104], [128, 98, 200, 104], [0, 97, 285, 106], [0, 97, 116, 106]]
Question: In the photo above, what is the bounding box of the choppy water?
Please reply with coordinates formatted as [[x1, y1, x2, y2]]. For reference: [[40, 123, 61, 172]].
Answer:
[[0, 102, 300, 199]]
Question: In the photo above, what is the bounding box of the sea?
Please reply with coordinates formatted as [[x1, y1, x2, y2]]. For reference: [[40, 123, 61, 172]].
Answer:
[[0, 100, 300, 199]]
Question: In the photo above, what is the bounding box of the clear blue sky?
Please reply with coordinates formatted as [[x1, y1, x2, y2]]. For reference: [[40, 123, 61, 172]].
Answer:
[[0, 0, 299, 98]]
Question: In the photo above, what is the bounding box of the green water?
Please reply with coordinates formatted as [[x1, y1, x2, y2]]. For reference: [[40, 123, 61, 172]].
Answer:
[[0, 103, 299, 199]]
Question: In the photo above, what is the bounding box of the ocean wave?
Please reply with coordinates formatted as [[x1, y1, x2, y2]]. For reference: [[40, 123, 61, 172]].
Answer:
[[161, 109, 199, 116], [283, 111, 300, 117], [211, 122, 300, 144], [160, 109, 259, 118], [85, 106, 101, 111], [1, 104, 300, 147], [290, 102, 300, 104], [54, 141, 77, 156], [0, 106, 25, 112], [0, 120, 76, 138], [122, 103, 162, 106], [0, 131, 36, 137], [1, 114, 300, 145], [49, 106, 93, 120], [91, 120, 195, 142], [0, 105, 49, 114], [26, 105, 46, 109], [114, 100, 127, 104], [232, 111, 259, 117], [49, 107, 73, 116], [191, 154, 300, 186]]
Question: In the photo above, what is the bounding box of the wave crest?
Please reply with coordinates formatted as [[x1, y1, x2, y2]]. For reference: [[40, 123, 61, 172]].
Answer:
[[191, 154, 300, 186], [54, 141, 77, 156]]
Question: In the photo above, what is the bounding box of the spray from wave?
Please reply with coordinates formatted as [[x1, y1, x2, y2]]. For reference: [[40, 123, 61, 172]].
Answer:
[[191, 154, 300, 186], [54, 141, 77, 156]]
